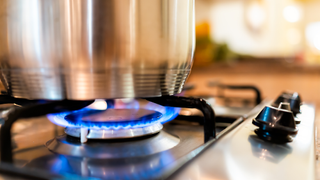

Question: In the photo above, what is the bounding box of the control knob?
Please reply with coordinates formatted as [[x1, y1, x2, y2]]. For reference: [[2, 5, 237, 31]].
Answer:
[[252, 103, 297, 143]]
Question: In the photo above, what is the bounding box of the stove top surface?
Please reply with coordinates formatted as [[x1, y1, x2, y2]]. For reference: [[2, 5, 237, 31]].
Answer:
[[9, 117, 225, 180], [0, 95, 315, 180], [172, 103, 315, 180]]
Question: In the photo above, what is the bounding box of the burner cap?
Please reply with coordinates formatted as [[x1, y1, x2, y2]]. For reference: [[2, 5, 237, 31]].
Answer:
[[65, 123, 163, 139]]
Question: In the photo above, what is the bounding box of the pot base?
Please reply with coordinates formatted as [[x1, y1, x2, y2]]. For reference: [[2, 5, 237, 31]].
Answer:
[[1, 69, 190, 100]]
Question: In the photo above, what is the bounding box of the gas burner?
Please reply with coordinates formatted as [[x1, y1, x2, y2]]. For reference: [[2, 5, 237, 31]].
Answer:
[[47, 99, 181, 140], [0, 95, 216, 168]]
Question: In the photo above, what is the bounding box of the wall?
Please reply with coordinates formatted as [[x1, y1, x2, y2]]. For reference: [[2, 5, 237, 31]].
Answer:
[[195, 0, 320, 58]]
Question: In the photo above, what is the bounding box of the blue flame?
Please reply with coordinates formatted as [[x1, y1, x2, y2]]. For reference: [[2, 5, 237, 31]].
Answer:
[[47, 99, 180, 130], [144, 102, 180, 124]]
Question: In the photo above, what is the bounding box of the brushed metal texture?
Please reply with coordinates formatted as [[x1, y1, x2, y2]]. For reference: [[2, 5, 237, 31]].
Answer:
[[0, 0, 195, 100]]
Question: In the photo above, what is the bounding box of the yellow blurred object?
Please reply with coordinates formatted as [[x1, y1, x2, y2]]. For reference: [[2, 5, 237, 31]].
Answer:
[[194, 22, 214, 67], [196, 22, 211, 38]]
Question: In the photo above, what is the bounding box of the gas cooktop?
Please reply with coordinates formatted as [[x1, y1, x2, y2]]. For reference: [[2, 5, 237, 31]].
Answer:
[[0, 87, 315, 180]]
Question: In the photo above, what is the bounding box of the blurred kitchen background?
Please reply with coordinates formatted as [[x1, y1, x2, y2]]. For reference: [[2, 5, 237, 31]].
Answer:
[[185, 0, 320, 104], [188, 1, 320, 169]]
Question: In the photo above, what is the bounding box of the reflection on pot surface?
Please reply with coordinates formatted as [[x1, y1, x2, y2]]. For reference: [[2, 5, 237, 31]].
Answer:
[[0, 0, 195, 100]]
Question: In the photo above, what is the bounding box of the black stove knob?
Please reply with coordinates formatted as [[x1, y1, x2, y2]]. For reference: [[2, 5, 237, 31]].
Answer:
[[252, 106, 297, 143], [272, 91, 301, 116]]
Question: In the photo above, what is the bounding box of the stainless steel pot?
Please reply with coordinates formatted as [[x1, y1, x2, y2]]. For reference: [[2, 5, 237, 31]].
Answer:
[[0, 0, 195, 100]]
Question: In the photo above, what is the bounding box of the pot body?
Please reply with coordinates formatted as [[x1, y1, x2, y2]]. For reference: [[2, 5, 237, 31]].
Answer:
[[0, 0, 195, 100]]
